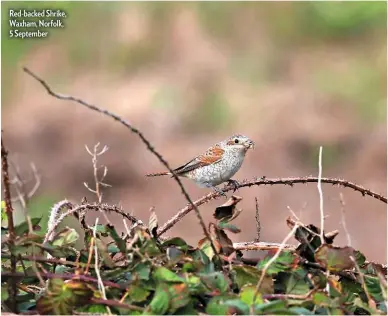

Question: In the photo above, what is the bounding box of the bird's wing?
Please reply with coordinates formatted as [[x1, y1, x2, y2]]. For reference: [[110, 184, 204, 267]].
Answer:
[[173, 146, 224, 175]]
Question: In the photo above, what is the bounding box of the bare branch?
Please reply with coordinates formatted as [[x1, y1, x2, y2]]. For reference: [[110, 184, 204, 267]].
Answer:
[[45, 202, 140, 242], [23, 66, 219, 260], [254, 197, 261, 242], [233, 241, 296, 251], [317, 146, 325, 244], [1, 136, 18, 312], [157, 175, 387, 237], [339, 193, 352, 246]]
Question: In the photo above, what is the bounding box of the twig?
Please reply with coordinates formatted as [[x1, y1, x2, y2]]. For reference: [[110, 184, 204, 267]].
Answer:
[[1, 272, 123, 289], [1, 136, 18, 313], [84, 143, 111, 203], [233, 241, 296, 251], [23, 66, 220, 261], [350, 256, 373, 303], [339, 193, 352, 246], [263, 289, 315, 300], [317, 146, 325, 244], [251, 224, 299, 313], [44, 202, 139, 244], [254, 197, 261, 242], [93, 218, 112, 315], [157, 175, 386, 237], [45, 200, 73, 243], [1, 254, 95, 269]]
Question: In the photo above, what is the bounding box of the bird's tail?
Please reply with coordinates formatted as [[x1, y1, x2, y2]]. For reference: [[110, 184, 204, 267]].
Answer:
[[146, 171, 171, 177]]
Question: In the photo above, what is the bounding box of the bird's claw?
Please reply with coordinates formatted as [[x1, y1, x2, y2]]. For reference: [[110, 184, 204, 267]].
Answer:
[[227, 179, 240, 192]]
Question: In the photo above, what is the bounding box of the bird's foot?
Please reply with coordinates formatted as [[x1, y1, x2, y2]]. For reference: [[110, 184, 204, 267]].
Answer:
[[226, 179, 240, 193]]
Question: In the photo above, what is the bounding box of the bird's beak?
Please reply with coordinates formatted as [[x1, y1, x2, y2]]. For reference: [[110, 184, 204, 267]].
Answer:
[[245, 140, 255, 150]]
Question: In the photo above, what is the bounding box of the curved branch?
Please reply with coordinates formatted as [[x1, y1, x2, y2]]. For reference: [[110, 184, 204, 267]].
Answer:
[[23, 67, 219, 259], [157, 176, 386, 236]]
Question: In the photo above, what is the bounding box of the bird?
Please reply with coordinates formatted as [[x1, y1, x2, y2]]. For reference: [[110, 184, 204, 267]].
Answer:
[[146, 134, 254, 195]]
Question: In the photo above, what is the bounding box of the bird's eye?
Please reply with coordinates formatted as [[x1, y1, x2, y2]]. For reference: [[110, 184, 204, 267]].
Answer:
[[234, 139, 239, 144]]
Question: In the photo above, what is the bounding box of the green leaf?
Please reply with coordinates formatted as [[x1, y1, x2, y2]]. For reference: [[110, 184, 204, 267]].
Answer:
[[40, 244, 76, 258], [168, 283, 191, 313], [233, 265, 260, 288], [217, 221, 241, 233], [365, 275, 384, 302], [162, 237, 190, 252], [1, 285, 9, 302], [314, 244, 355, 272], [240, 285, 264, 305], [253, 299, 288, 314], [153, 267, 185, 283], [223, 299, 250, 314], [1, 201, 7, 222], [257, 251, 297, 274], [106, 224, 127, 254], [14, 217, 42, 236], [206, 295, 236, 315], [133, 262, 151, 281], [198, 237, 216, 260], [199, 272, 229, 294], [95, 238, 115, 268], [275, 269, 311, 295], [51, 227, 79, 247], [312, 291, 331, 307], [76, 304, 109, 314], [150, 283, 170, 315], [127, 284, 150, 303], [354, 250, 366, 266], [36, 279, 93, 315]]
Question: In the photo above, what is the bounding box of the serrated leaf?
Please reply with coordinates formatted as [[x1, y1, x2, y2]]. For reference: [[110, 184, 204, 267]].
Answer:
[[257, 250, 297, 274], [198, 237, 220, 260], [365, 275, 384, 302], [126, 284, 150, 303], [315, 244, 355, 272], [153, 267, 185, 283], [199, 272, 229, 294], [206, 295, 236, 315], [133, 262, 151, 280], [14, 217, 42, 236], [354, 250, 366, 266], [233, 265, 274, 294], [36, 279, 93, 315], [168, 283, 191, 313], [223, 299, 250, 314], [150, 283, 170, 315], [313, 291, 331, 307], [162, 237, 190, 252], [51, 227, 79, 247], [240, 285, 264, 305]]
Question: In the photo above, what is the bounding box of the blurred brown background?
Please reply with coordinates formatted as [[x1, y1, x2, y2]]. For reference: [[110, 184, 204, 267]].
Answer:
[[2, 2, 387, 261]]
